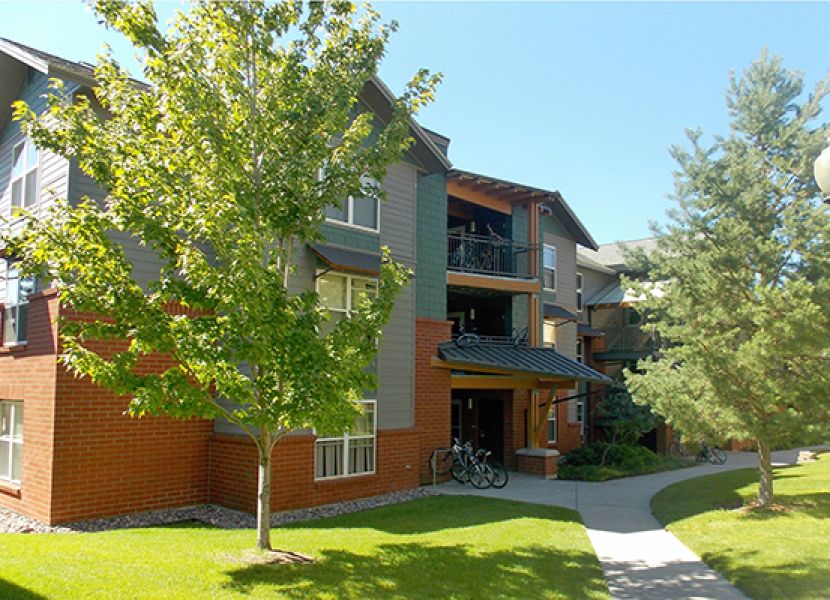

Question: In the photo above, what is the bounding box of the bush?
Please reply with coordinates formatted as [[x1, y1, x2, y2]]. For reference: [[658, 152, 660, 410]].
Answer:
[[558, 442, 691, 481]]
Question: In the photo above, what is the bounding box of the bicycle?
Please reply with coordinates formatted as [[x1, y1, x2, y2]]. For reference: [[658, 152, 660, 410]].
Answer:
[[668, 436, 689, 458], [455, 326, 480, 348], [477, 448, 509, 489], [431, 439, 494, 489], [696, 443, 727, 465]]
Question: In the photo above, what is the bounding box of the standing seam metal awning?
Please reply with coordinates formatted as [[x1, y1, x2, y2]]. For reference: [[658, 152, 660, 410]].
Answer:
[[309, 243, 381, 276], [438, 342, 612, 384]]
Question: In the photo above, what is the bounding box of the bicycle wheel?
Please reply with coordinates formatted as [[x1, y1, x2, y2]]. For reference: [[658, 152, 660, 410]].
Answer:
[[451, 461, 469, 484], [489, 462, 509, 489], [708, 447, 727, 465], [469, 464, 495, 489], [430, 449, 453, 476]]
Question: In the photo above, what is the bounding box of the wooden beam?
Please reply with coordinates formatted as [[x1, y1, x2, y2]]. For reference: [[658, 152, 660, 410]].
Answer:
[[450, 375, 539, 390], [447, 271, 541, 294], [447, 180, 512, 215]]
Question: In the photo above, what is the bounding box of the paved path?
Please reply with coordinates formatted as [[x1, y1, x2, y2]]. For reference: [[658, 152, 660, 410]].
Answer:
[[435, 447, 820, 599]]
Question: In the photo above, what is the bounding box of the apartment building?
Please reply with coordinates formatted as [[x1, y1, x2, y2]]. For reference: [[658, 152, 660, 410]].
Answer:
[[0, 39, 608, 525]]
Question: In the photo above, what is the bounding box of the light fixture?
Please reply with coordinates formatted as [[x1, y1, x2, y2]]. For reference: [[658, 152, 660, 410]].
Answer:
[[814, 137, 830, 204]]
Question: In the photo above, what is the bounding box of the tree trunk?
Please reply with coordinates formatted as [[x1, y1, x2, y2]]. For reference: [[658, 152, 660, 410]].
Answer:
[[256, 428, 272, 550], [757, 438, 773, 507]]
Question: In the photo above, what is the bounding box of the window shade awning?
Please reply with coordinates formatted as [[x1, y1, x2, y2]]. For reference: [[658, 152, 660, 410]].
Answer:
[[543, 304, 577, 321], [309, 243, 381, 276]]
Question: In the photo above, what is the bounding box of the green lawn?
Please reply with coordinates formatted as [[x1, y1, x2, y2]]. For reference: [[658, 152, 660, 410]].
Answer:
[[0, 496, 609, 600], [652, 454, 830, 600]]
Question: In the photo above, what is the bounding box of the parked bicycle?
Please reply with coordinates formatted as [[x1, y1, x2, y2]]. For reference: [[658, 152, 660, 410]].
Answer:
[[432, 439, 506, 489], [455, 327, 480, 348], [696, 443, 727, 465]]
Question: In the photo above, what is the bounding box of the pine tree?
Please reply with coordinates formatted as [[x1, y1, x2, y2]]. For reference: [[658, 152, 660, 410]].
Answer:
[[626, 51, 830, 507]]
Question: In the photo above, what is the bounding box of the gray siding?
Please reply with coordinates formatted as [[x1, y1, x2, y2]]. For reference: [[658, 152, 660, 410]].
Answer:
[[377, 282, 414, 428], [67, 162, 163, 290], [379, 163, 417, 261], [541, 219, 578, 360], [0, 70, 72, 299]]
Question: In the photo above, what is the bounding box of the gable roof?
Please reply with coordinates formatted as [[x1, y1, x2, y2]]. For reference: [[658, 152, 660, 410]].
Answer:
[[578, 236, 660, 272], [447, 169, 598, 250], [0, 38, 451, 175]]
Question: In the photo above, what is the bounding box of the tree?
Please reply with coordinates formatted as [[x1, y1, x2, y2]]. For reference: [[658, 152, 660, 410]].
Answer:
[[593, 382, 655, 465], [625, 51, 830, 507], [3, 0, 439, 549]]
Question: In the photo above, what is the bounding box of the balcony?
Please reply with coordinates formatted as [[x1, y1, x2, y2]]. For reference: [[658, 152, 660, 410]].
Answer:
[[594, 326, 658, 361], [447, 232, 539, 280]]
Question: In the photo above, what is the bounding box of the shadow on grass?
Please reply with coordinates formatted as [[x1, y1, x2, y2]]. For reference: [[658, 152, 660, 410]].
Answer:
[[222, 542, 607, 599], [701, 549, 830, 600], [0, 578, 48, 600], [655, 465, 830, 525], [284, 495, 580, 535]]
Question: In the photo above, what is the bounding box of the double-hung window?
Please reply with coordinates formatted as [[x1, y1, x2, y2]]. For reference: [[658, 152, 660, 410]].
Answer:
[[543, 244, 556, 290], [547, 404, 557, 444], [3, 261, 35, 345], [576, 272, 583, 311], [10, 137, 39, 210], [576, 337, 584, 363], [315, 400, 376, 479], [0, 401, 23, 485], [325, 175, 380, 232], [317, 271, 377, 335], [543, 319, 557, 349]]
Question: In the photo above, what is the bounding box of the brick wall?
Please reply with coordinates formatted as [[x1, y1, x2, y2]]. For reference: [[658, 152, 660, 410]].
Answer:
[[0, 291, 60, 522], [413, 318, 452, 483], [504, 389, 529, 470], [209, 428, 419, 513]]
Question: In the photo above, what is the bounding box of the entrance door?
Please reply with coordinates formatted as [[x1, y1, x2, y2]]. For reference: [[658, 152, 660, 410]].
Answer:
[[476, 399, 504, 463]]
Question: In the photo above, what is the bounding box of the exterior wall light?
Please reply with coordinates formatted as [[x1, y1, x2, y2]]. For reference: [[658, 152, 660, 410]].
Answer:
[[814, 138, 830, 204]]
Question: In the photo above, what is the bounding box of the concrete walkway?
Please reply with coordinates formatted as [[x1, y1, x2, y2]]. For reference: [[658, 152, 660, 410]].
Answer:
[[435, 447, 819, 599]]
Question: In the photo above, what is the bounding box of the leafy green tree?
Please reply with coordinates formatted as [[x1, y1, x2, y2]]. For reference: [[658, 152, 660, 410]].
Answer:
[[593, 382, 655, 465], [3, 0, 438, 549], [626, 52, 830, 507]]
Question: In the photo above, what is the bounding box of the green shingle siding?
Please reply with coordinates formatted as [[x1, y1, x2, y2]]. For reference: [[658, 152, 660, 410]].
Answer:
[[415, 173, 447, 319]]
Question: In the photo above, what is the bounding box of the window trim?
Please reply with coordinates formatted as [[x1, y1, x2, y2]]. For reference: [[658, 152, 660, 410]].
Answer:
[[9, 137, 40, 213], [314, 399, 377, 481], [324, 175, 381, 234], [3, 260, 34, 346], [576, 337, 584, 363], [543, 244, 556, 291], [576, 272, 583, 311], [547, 404, 557, 444], [0, 401, 23, 485], [315, 270, 378, 319]]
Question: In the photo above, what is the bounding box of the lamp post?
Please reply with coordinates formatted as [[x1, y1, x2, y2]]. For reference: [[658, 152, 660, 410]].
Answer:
[[815, 138, 830, 203]]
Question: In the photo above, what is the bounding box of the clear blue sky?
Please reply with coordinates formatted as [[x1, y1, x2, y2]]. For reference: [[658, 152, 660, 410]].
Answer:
[[2, 1, 829, 244]]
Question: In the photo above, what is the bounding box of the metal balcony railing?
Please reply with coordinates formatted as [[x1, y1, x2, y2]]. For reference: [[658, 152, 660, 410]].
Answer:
[[2, 304, 28, 345], [447, 232, 539, 279], [601, 326, 658, 355]]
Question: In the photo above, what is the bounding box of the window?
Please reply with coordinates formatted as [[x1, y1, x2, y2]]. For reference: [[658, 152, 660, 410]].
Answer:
[[576, 272, 583, 311], [543, 319, 557, 349], [0, 401, 23, 485], [315, 400, 376, 479], [576, 337, 584, 363], [325, 175, 380, 232], [10, 138, 39, 210], [547, 404, 557, 443], [543, 244, 556, 290], [317, 271, 377, 335], [3, 261, 35, 345]]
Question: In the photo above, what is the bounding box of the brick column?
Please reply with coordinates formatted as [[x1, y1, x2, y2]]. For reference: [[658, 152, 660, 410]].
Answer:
[[414, 318, 452, 484]]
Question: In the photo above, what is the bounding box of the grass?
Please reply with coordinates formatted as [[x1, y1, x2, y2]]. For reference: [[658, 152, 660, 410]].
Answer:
[[651, 454, 830, 600], [0, 495, 609, 600]]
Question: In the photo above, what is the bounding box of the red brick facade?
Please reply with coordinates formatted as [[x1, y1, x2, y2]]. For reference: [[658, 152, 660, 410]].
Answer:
[[413, 318, 452, 484], [209, 428, 419, 514], [0, 294, 427, 525]]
